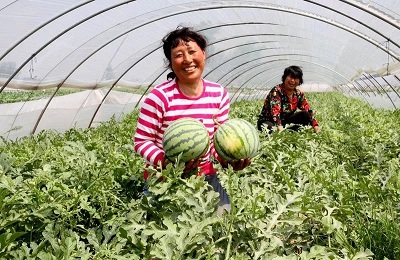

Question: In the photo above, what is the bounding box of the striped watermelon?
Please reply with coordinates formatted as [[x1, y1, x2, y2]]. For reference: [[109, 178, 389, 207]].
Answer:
[[214, 118, 260, 161], [163, 118, 210, 163]]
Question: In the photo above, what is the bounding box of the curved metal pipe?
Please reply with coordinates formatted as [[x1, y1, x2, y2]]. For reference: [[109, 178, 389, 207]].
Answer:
[[224, 59, 364, 102], [364, 73, 396, 108], [338, 0, 400, 30], [0, 1, 18, 12], [0, 0, 134, 93], [304, 0, 400, 50], [6, 1, 395, 133], [0, 0, 96, 61], [381, 76, 400, 100]]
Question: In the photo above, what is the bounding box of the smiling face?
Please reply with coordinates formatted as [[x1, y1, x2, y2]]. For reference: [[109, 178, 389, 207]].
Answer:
[[170, 40, 205, 87], [283, 74, 301, 93]]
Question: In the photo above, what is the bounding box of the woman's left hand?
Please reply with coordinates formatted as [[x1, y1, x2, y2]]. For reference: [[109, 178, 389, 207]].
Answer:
[[220, 158, 251, 171], [181, 158, 201, 178], [183, 158, 201, 172]]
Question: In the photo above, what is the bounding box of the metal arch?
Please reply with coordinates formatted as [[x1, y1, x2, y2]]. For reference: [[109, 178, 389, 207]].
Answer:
[[0, 1, 18, 12], [381, 76, 400, 99], [248, 68, 347, 94], [206, 46, 281, 79], [239, 72, 343, 103], [206, 41, 279, 58], [19, 1, 400, 88], [231, 68, 272, 100], [0, 0, 135, 93], [219, 58, 364, 102], [206, 42, 358, 86], [231, 67, 346, 102], [216, 54, 307, 85], [364, 73, 397, 108], [338, 0, 400, 30], [359, 74, 385, 95], [203, 35, 300, 78], [304, 0, 400, 50], [2, 1, 399, 93], [216, 54, 327, 87], [138, 34, 353, 100], [8, 1, 398, 133], [356, 77, 383, 95], [26, 25, 282, 131], [224, 58, 361, 97], [238, 69, 346, 102], [0, 0, 96, 61], [221, 54, 313, 87], [34, 22, 280, 94], [353, 79, 376, 96], [203, 23, 368, 84], [216, 2, 400, 61]]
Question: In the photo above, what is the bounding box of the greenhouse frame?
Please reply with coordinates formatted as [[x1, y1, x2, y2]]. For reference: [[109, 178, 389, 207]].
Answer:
[[1, 0, 399, 140]]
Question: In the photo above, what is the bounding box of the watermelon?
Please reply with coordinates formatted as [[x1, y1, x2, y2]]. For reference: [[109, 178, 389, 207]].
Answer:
[[163, 118, 210, 163], [214, 118, 260, 161]]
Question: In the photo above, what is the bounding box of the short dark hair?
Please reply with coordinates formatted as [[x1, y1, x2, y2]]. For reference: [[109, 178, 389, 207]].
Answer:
[[162, 27, 207, 70], [281, 65, 303, 85], [167, 71, 176, 80]]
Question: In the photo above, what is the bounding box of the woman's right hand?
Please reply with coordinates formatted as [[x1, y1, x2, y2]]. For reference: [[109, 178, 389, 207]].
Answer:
[[220, 158, 251, 171]]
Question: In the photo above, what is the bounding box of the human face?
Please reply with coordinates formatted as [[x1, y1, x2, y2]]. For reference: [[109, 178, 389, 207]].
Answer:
[[283, 74, 300, 92], [170, 40, 205, 86]]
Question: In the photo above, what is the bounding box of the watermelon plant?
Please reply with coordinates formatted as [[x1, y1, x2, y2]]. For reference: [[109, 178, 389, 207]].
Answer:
[[0, 89, 81, 103], [0, 92, 399, 259]]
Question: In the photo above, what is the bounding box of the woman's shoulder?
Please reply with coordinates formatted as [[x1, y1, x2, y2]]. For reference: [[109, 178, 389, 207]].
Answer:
[[269, 84, 283, 95], [203, 78, 222, 88], [150, 80, 176, 93], [145, 80, 177, 102], [202, 79, 226, 95], [295, 87, 305, 95]]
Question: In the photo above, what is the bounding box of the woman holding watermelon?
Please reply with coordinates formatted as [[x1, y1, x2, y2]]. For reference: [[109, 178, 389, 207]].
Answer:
[[257, 65, 319, 133], [134, 27, 251, 216]]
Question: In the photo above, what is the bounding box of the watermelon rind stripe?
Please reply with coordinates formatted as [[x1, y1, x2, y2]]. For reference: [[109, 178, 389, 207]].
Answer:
[[215, 122, 244, 160], [226, 121, 247, 158], [164, 127, 205, 147], [241, 119, 259, 157], [163, 119, 206, 144], [166, 134, 208, 157]]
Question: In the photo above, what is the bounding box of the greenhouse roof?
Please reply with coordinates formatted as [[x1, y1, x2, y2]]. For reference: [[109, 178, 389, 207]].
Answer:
[[1, 0, 400, 140]]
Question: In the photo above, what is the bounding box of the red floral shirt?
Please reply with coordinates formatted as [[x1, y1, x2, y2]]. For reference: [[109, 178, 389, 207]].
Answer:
[[259, 84, 318, 127]]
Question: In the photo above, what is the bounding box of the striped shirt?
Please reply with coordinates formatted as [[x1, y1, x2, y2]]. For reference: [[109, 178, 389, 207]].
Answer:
[[134, 78, 230, 178]]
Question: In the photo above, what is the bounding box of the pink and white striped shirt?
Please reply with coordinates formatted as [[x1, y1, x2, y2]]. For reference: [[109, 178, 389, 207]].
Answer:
[[134, 78, 230, 178]]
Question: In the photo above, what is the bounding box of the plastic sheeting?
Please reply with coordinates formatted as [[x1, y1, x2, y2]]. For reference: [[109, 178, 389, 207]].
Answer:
[[1, 0, 400, 140]]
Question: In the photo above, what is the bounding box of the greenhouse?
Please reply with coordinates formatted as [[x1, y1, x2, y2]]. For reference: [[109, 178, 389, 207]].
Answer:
[[0, 0, 399, 259]]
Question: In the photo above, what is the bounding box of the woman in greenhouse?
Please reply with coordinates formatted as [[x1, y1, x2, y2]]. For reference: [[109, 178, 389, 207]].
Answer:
[[134, 27, 251, 216], [257, 65, 319, 133]]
